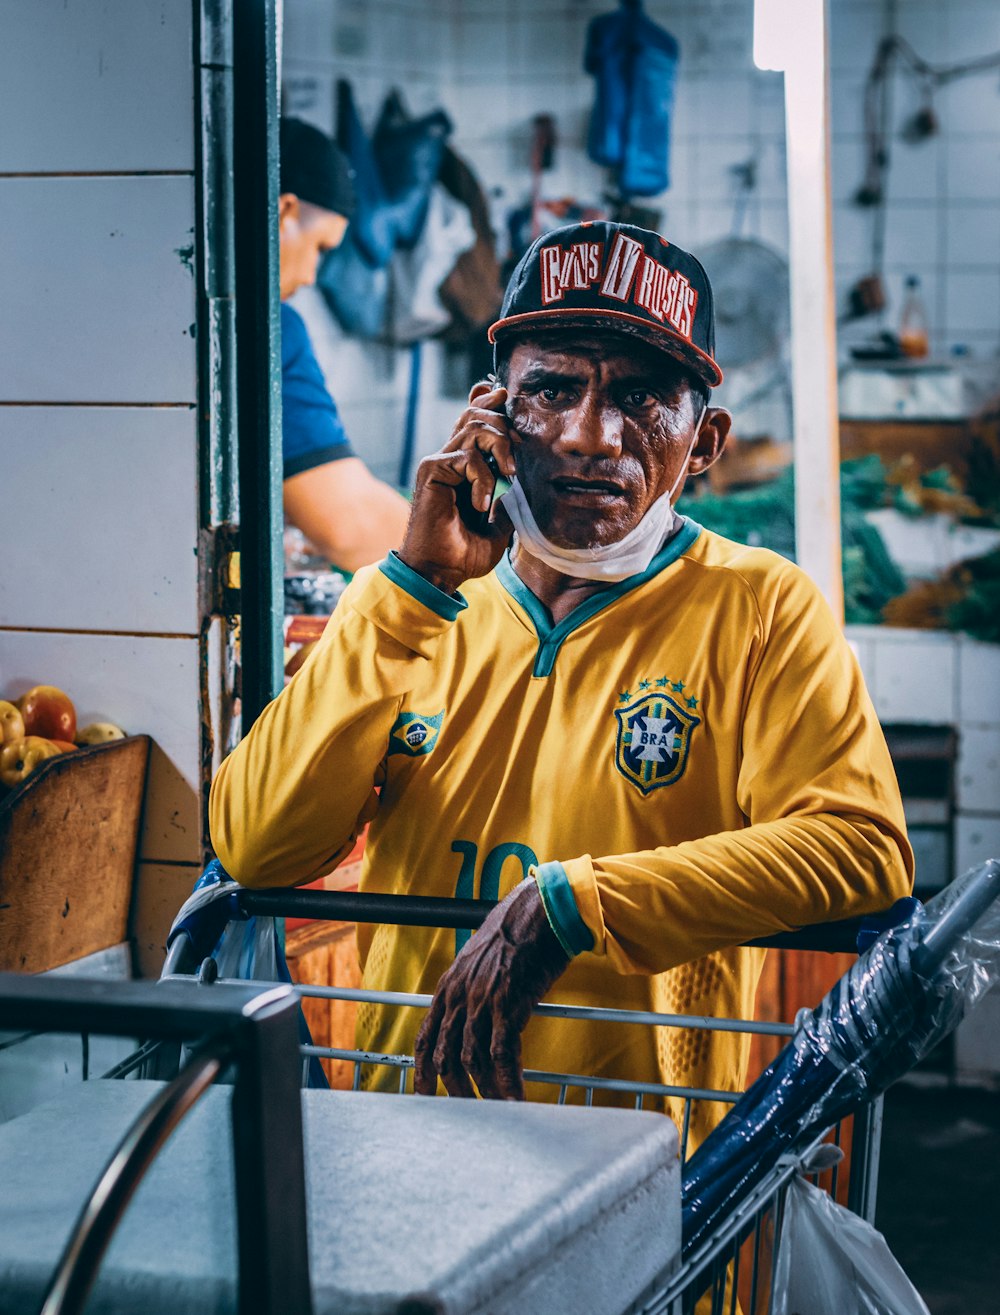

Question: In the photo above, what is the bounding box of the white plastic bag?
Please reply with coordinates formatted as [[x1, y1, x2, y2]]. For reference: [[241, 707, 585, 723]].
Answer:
[[773, 1173, 930, 1315], [212, 915, 280, 982]]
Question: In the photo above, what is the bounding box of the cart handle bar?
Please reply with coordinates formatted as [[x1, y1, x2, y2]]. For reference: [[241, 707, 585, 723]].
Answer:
[[238, 888, 920, 955]]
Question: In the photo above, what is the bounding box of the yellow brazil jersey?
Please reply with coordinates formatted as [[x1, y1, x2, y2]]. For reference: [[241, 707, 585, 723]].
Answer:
[[210, 520, 913, 1151]]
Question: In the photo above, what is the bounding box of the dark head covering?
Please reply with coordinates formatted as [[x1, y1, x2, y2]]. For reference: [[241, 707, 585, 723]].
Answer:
[[279, 118, 357, 219], [489, 220, 723, 388]]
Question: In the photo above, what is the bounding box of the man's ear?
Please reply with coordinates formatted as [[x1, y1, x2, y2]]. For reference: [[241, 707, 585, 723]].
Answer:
[[687, 407, 732, 476], [278, 192, 300, 227]]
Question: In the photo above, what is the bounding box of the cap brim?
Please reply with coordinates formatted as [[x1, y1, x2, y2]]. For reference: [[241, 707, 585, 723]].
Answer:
[[488, 308, 724, 388]]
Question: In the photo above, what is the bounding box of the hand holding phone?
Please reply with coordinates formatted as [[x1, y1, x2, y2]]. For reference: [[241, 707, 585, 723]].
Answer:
[[456, 450, 513, 536], [398, 381, 517, 595]]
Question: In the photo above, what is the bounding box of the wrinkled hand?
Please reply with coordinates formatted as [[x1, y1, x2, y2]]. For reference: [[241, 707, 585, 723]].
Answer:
[[398, 383, 516, 596], [414, 880, 569, 1100]]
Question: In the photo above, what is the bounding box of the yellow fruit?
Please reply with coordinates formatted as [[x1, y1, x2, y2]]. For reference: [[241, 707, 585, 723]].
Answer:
[[75, 722, 127, 745], [0, 737, 61, 789], [0, 701, 25, 746]]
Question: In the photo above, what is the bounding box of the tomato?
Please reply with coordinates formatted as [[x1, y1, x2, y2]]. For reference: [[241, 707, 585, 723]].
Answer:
[[0, 737, 61, 789], [0, 701, 25, 746], [17, 685, 77, 744]]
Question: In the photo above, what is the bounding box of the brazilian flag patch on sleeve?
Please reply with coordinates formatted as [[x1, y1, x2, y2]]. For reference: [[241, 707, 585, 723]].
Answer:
[[388, 710, 444, 757]]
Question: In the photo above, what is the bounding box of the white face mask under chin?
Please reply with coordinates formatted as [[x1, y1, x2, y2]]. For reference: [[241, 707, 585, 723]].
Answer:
[[498, 425, 702, 584]]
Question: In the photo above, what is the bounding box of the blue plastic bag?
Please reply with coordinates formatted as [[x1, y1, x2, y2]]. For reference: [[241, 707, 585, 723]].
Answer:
[[167, 861, 329, 1089]]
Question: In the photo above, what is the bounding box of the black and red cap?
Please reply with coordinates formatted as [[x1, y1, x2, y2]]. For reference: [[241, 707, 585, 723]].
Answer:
[[488, 221, 723, 388]]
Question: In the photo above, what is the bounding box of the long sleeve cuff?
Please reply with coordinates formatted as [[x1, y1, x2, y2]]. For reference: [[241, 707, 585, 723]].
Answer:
[[532, 859, 603, 958], [342, 556, 466, 660], [378, 552, 468, 622]]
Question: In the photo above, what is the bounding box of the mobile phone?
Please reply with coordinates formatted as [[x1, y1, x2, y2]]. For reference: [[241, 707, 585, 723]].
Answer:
[[456, 450, 512, 536]]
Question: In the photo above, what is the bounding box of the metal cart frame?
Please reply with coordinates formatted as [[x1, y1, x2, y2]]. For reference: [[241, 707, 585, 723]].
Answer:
[[153, 885, 890, 1315]]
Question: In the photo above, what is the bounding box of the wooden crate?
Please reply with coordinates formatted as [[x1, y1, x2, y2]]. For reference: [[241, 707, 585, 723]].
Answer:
[[286, 917, 362, 1089], [0, 736, 150, 973]]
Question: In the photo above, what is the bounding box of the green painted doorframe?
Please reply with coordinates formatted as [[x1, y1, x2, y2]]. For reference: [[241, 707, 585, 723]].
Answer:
[[233, 0, 284, 734]]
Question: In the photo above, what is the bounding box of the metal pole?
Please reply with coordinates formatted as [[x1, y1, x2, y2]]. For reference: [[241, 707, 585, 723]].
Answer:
[[233, 0, 284, 732]]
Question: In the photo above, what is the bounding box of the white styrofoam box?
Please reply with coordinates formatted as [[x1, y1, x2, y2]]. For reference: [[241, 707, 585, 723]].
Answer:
[[947, 139, 1000, 203], [130, 862, 202, 979], [907, 825, 951, 891], [954, 987, 1000, 1080], [0, 631, 202, 863], [0, 407, 199, 635], [863, 509, 1000, 579], [839, 366, 966, 421], [871, 629, 957, 723], [946, 203, 1000, 267], [945, 269, 1000, 337], [0, 1084, 680, 1315], [956, 725, 1000, 814], [844, 629, 877, 694], [955, 814, 1000, 876], [958, 638, 1000, 725], [0, 177, 197, 404], [0, 0, 193, 173]]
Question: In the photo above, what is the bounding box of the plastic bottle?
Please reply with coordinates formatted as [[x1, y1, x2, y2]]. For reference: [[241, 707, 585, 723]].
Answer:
[[899, 275, 929, 359]]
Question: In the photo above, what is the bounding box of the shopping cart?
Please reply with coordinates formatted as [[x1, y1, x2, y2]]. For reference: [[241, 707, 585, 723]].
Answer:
[[151, 879, 921, 1315]]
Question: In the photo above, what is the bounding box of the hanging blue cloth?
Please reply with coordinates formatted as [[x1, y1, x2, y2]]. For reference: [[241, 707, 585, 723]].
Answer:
[[584, 0, 679, 197]]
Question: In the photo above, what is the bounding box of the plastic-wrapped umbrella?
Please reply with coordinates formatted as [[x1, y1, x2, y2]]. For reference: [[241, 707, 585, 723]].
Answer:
[[682, 860, 1000, 1253]]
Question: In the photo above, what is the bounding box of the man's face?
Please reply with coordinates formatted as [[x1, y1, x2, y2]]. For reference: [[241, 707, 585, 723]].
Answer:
[[505, 333, 720, 550], [279, 195, 348, 299]]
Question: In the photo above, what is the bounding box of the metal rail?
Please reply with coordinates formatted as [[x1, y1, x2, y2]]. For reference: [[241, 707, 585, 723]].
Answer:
[[237, 886, 892, 953], [0, 973, 313, 1315]]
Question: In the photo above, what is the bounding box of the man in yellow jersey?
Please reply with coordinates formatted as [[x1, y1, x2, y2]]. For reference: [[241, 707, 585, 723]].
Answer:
[[210, 222, 912, 1147]]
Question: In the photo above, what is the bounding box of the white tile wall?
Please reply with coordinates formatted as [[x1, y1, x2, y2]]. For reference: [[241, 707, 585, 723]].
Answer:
[[0, 631, 202, 864], [2, 0, 210, 982], [0, 408, 199, 636], [0, 176, 198, 404], [0, 0, 194, 173], [282, 0, 1000, 474]]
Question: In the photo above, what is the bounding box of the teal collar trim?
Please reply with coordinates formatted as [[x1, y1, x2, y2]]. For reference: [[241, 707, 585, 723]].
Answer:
[[496, 517, 702, 677]]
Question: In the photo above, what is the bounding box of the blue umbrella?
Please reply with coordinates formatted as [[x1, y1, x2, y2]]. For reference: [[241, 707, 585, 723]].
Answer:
[[682, 860, 1000, 1253]]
